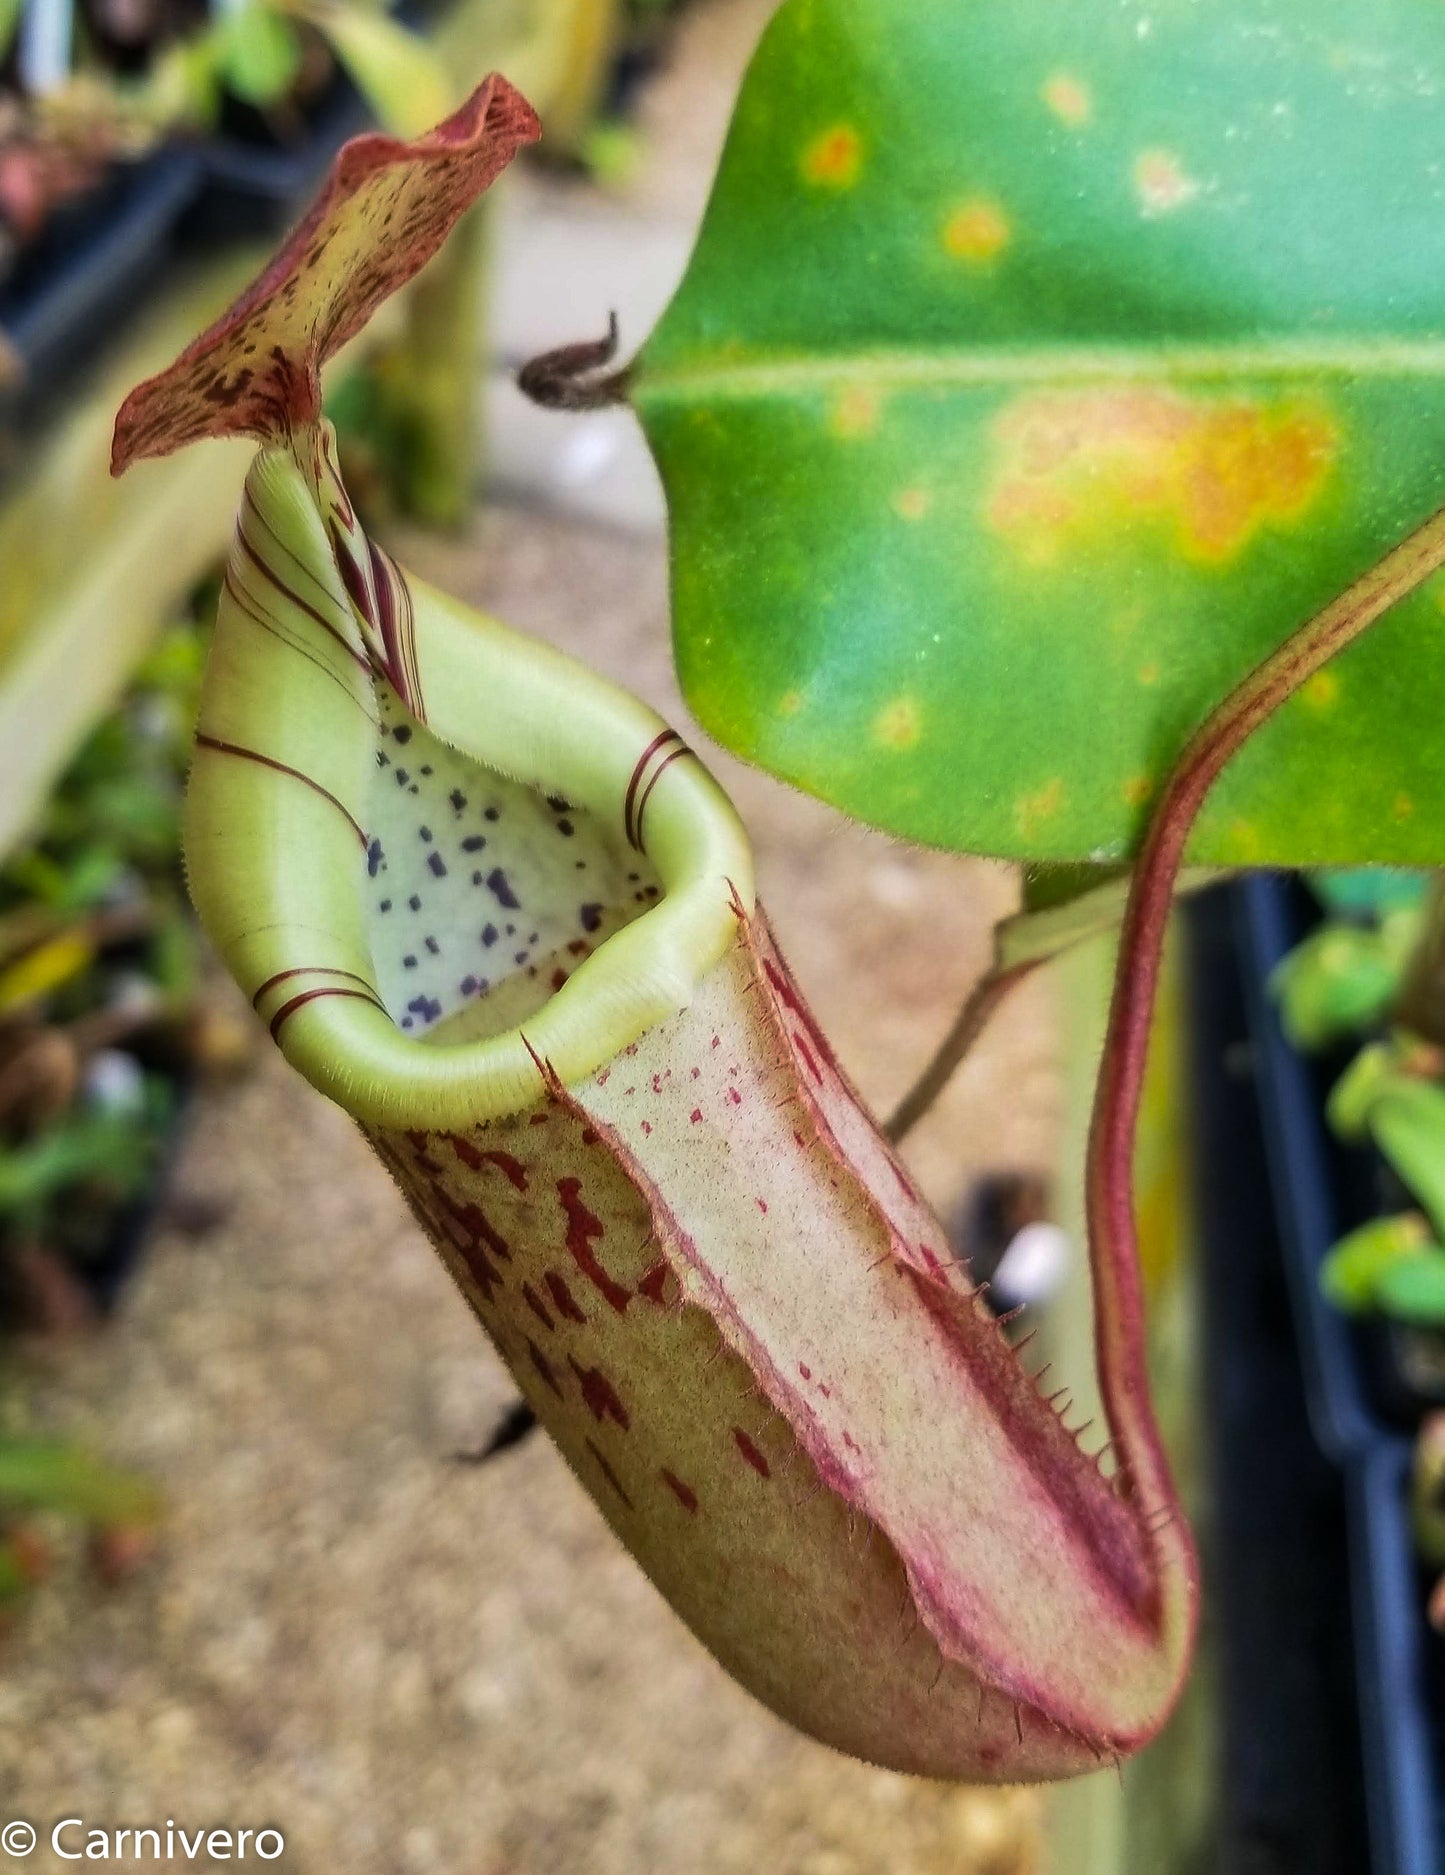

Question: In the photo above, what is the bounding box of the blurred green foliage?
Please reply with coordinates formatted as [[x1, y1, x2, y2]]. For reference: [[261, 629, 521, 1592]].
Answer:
[[1276, 881, 1445, 1333]]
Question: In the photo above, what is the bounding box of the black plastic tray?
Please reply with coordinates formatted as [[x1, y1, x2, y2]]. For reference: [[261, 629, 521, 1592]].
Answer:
[[191, 0, 430, 234], [1236, 873, 1441, 1875], [1193, 881, 1370, 1875], [0, 147, 201, 407], [192, 76, 373, 236]]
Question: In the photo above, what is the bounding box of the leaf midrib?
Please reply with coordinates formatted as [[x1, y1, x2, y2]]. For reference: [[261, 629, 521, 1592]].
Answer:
[[634, 335, 1445, 404]]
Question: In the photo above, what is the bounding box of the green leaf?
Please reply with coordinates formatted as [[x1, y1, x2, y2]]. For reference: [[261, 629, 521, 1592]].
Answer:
[[0, 1441, 160, 1525], [1309, 868, 1429, 921], [1269, 909, 1419, 1052], [1319, 1212, 1430, 1315], [0, 0, 24, 63], [1378, 1250, 1445, 1328], [1326, 1039, 1400, 1141], [0, 1108, 159, 1216], [1413, 1416, 1445, 1564], [304, 1, 452, 138], [633, 0, 1445, 864], [1372, 1088, 1445, 1246], [1328, 1063, 1445, 1243], [217, 2, 303, 109]]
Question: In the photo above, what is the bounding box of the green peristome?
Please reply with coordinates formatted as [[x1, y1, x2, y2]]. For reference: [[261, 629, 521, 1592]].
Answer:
[[187, 438, 752, 1128], [633, 0, 1445, 864]]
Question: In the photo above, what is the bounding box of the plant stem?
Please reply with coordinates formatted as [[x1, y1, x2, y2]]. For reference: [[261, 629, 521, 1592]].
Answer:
[[890, 868, 1229, 1144], [1091, 502, 1445, 1512], [389, 199, 493, 527], [885, 961, 1035, 1143]]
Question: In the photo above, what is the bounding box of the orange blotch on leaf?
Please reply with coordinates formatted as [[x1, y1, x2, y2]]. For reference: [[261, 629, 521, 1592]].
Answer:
[[1134, 149, 1199, 216], [801, 124, 862, 189], [829, 383, 881, 439], [1396, 793, 1415, 821], [942, 197, 1011, 265], [893, 486, 932, 521], [1042, 73, 1093, 127], [777, 689, 806, 718], [1124, 774, 1155, 809], [985, 388, 1337, 566], [1302, 670, 1341, 712], [873, 696, 923, 751], [1014, 777, 1065, 838]]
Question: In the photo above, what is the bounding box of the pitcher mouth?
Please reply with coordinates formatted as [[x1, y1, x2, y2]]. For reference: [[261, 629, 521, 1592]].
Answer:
[[188, 447, 755, 1132], [353, 657, 755, 1076]]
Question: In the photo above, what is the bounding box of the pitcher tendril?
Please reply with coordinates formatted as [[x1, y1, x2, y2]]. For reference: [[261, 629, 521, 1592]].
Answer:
[[1091, 500, 1445, 1512], [518, 313, 632, 411]]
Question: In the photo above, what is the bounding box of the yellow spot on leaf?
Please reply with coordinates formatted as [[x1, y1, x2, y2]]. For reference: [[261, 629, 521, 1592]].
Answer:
[[1015, 777, 1065, 837], [801, 124, 862, 189], [1396, 793, 1415, 820], [777, 689, 806, 718], [942, 197, 1011, 265], [873, 696, 922, 751], [1302, 670, 1341, 712], [893, 486, 932, 521], [830, 384, 881, 439], [1138, 662, 1161, 686], [1227, 820, 1265, 862], [1042, 73, 1093, 127], [986, 388, 1337, 566], [1134, 149, 1199, 216], [1124, 774, 1154, 808]]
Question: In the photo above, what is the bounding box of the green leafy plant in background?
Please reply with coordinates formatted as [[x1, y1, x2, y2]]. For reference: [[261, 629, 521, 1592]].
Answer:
[[195, 0, 451, 136], [1270, 895, 1422, 1053], [0, 610, 209, 1615], [1266, 865, 1445, 1652], [1269, 872, 1445, 1339], [0, 1439, 159, 1607], [16, 0, 449, 156]]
